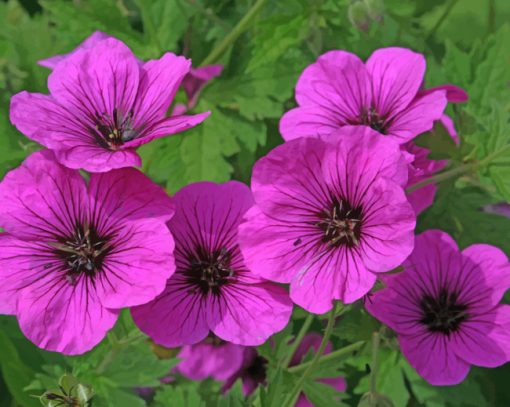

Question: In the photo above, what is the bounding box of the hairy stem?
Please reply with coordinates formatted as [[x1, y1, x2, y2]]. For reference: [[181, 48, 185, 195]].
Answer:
[[406, 143, 510, 194], [288, 340, 366, 374], [283, 313, 314, 368], [369, 332, 381, 396], [283, 302, 339, 407], [200, 0, 267, 66]]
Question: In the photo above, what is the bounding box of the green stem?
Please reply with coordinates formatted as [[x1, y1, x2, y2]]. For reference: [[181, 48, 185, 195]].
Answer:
[[288, 340, 366, 374], [200, 0, 267, 66], [283, 302, 339, 407], [406, 144, 510, 194], [369, 332, 380, 396], [283, 314, 314, 368], [427, 0, 459, 40]]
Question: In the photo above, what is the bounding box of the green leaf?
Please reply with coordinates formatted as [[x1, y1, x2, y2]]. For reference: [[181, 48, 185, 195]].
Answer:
[[0, 330, 40, 407], [302, 379, 349, 407]]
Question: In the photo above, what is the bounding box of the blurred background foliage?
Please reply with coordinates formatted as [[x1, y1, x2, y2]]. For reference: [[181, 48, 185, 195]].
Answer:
[[0, 0, 510, 406]]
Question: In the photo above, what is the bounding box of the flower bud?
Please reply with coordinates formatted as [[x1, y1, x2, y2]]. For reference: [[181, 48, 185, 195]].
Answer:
[[364, 0, 385, 22], [348, 1, 371, 32]]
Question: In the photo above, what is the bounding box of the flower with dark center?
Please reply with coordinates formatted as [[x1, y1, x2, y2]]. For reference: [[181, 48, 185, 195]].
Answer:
[[366, 230, 510, 385], [0, 151, 175, 354], [10, 33, 209, 173], [239, 127, 415, 313], [419, 289, 468, 335], [279, 47, 449, 144], [132, 181, 292, 347]]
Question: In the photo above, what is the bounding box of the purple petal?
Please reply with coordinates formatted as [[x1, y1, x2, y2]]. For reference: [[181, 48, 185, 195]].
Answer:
[[366, 47, 425, 119]]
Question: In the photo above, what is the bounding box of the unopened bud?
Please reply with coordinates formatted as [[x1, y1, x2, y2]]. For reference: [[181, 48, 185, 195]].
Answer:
[[364, 0, 385, 22], [348, 1, 371, 32]]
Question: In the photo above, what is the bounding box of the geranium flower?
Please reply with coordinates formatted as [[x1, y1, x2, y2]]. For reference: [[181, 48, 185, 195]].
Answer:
[[221, 334, 346, 405], [176, 337, 245, 381], [366, 230, 510, 385], [11, 35, 209, 172], [38, 31, 223, 117], [131, 181, 293, 346], [238, 127, 415, 313], [0, 151, 175, 354], [279, 47, 449, 144]]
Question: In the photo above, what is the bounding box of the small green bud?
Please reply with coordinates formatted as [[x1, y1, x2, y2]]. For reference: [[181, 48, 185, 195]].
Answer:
[[364, 0, 385, 22], [348, 1, 371, 32]]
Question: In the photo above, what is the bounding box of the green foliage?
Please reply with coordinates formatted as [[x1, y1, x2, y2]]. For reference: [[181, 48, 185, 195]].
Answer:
[[0, 0, 509, 406]]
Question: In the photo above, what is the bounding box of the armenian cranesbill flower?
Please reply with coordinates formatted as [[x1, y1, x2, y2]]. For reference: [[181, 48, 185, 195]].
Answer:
[[238, 126, 416, 313], [0, 151, 175, 354], [132, 181, 293, 346], [176, 336, 245, 381], [366, 230, 510, 385], [11, 35, 209, 172], [279, 47, 448, 144]]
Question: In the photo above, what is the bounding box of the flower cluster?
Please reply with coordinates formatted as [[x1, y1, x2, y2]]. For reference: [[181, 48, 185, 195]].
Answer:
[[1, 32, 509, 394]]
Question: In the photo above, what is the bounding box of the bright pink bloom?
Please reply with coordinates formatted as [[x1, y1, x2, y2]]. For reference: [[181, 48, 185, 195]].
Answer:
[[366, 230, 510, 385], [0, 151, 175, 354], [238, 127, 415, 313], [132, 181, 293, 346], [12, 34, 209, 172], [279, 47, 448, 144], [176, 338, 245, 381]]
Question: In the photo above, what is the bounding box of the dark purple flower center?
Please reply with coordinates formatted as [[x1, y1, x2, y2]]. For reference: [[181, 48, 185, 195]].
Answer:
[[184, 246, 236, 296], [52, 223, 111, 285], [93, 108, 138, 150], [419, 289, 469, 335], [359, 107, 387, 134], [245, 355, 268, 385], [317, 197, 363, 248]]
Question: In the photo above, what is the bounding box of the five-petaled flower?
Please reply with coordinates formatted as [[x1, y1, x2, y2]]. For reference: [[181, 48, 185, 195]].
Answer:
[[279, 47, 448, 144], [238, 126, 416, 313], [11, 35, 209, 172], [132, 181, 293, 346], [0, 151, 175, 354], [366, 230, 510, 385]]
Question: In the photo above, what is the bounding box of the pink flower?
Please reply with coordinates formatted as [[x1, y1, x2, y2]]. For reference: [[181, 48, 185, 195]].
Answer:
[[238, 127, 416, 313], [176, 338, 245, 381], [131, 181, 293, 346], [11, 34, 209, 172], [366, 230, 510, 385], [222, 334, 346, 404], [172, 65, 224, 115], [222, 347, 268, 396], [0, 151, 175, 354], [279, 47, 448, 144]]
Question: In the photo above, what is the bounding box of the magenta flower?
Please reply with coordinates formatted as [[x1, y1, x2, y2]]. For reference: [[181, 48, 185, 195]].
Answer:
[[366, 230, 510, 385], [222, 347, 268, 396], [176, 338, 245, 381], [238, 127, 416, 313], [11, 35, 209, 172], [222, 334, 346, 403], [131, 181, 293, 346], [279, 47, 448, 144], [172, 65, 224, 115], [0, 151, 175, 354]]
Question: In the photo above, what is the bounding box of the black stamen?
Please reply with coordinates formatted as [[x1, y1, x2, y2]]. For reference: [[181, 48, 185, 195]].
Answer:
[[184, 246, 237, 296], [316, 197, 363, 248], [360, 107, 387, 134], [92, 108, 137, 150], [419, 288, 468, 335], [52, 223, 111, 285]]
